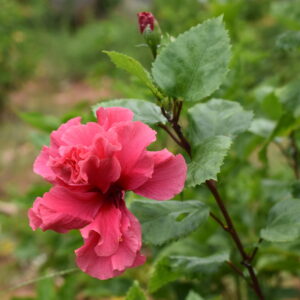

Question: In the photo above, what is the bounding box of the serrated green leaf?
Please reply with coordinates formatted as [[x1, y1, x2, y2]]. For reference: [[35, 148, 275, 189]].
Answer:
[[188, 99, 253, 145], [187, 136, 232, 187], [152, 17, 231, 101], [92, 99, 167, 124], [148, 257, 181, 293], [186, 290, 205, 300], [130, 200, 209, 246], [170, 252, 229, 274], [261, 199, 300, 242], [249, 118, 276, 138], [276, 79, 300, 118], [103, 51, 161, 98], [125, 281, 146, 300]]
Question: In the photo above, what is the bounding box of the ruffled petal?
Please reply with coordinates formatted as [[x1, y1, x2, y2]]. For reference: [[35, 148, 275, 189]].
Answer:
[[113, 121, 156, 174], [80, 155, 121, 193], [50, 117, 81, 149], [96, 107, 133, 130], [111, 206, 145, 271], [133, 149, 187, 200], [62, 123, 104, 147], [80, 202, 122, 257], [28, 186, 102, 233], [75, 231, 123, 280], [75, 200, 145, 280], [33, 146, 56, 181], [119, 152, 154, 190]]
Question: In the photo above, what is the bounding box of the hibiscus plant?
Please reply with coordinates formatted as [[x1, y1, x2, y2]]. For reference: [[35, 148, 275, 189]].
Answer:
[[28, 11, 300, 300]]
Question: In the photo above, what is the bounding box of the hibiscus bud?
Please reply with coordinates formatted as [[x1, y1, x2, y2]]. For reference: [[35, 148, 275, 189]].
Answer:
[[137, 11, 161, 57], [137, 12, 155, 34]]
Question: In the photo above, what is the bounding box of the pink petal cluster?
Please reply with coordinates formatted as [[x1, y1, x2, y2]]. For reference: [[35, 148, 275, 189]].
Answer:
[[29, 107, 187, 280]]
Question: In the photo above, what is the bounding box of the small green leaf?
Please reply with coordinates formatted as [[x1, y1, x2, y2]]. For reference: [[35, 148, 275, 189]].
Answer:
[[186, 290, 205, 300], [187, 136, 232, 187], [249, 118, 276, 138], [125, 281, 146, 300], [130, 200, 209, 246], [261, 199, 300, 242], [17, 111, 60, 132], [276, 79, 300, 118], [37, 278, 56, 300], [103, 51, 161, 97], [148, 257, 181, 293], [259, 112, 300, 162], [152, 17, 231, 101], [276, 31, 300, 51], [188, 99, 253, 145], [170, 252, 230, 274], [92, 99, 167, 124]]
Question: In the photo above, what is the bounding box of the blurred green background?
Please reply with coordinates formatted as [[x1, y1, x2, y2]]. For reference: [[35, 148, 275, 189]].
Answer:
[[1, 0, 300, 299]]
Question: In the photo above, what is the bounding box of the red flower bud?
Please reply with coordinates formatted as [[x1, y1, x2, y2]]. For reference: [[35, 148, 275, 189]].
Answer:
[[137, 12, 155, 33]]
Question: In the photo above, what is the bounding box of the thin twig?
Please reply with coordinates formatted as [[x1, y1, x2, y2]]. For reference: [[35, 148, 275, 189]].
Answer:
[[249, 238, 263, 262], [9, 267, 79, 291], [205, 180, 264, 300], [226, 261, 253, 288], [209, 212, 228, 230], [158, 123, 183, 147]]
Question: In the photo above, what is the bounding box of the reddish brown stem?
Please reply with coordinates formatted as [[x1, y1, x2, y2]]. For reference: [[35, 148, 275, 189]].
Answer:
[[249, 238, 263, 262], [209, 212, 227, 230], [160, 99, 265, 299], [226, 260, 253, 288]]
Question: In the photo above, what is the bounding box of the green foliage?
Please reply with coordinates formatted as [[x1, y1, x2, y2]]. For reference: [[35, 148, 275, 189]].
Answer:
[[249, 118, 276, 138], [17, 111, 60, 132], [170, 252, 229, 275], [186, 290, 205, 300], [130, 200, 209, 245], [187, 136, 232, 187], [125, 281, 147, 300], [37, 278, 56, 300], [188, 99, 253, 145], [259, 112, 300, 162], [4, 1, 300, 299], [149, 257, 181, 293], [104, 51, 161, 97], [261, 199, 300, 242], [93, 99, 167, 124], [276, 79, 300, 118], [152, 17, 231, 101], [149, 252, 229, 293], [276, 31, 300, 51]]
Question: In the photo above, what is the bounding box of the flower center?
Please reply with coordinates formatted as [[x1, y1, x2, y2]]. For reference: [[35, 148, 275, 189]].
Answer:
[[105, 186, 124, 208]]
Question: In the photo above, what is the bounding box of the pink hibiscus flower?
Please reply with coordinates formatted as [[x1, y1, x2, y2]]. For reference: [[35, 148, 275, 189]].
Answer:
[[29, 107, 187, 280]]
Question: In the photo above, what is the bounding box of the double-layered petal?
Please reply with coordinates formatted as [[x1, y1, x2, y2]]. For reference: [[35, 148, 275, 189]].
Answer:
[[29, 106, 187, 280]]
